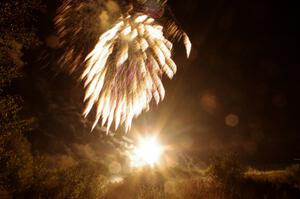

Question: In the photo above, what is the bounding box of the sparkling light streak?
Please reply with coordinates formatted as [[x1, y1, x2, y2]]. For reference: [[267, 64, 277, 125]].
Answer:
[[81, 13, 191, 132], [55, 1, 192, 132]]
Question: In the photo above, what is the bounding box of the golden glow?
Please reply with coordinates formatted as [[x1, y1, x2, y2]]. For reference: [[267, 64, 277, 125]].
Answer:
[[130, 136, 164, 168]]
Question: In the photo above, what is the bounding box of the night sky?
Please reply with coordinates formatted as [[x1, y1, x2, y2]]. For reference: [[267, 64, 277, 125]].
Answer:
[[21, 0, 300, 168], [166, 0, 300, 166]]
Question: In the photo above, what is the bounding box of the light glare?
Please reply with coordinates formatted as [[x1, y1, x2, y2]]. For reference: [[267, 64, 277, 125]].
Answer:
[[130, 136, 163, 168]]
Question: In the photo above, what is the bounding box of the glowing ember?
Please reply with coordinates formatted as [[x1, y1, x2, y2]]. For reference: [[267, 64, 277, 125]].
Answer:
[[129, 136, 164, 168]]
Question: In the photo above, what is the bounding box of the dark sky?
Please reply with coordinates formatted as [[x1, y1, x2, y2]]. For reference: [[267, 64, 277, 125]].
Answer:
[[22, 0, 300, 167], [163, 0, 300, 166]]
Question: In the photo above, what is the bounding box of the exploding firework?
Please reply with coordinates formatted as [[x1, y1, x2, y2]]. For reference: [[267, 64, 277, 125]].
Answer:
[[55, 0, 191, 132]]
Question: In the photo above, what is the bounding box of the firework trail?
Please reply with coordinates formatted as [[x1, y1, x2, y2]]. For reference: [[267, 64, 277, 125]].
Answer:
[[55, 0, 191, 132]]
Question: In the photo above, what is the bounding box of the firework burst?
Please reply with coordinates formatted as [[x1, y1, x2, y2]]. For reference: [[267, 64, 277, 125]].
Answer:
[[55, 0, 191, 132]]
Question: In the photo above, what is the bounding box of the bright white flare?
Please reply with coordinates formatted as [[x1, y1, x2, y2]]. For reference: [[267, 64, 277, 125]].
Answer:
[[129, 136, 164, 168], [82, 14, 191, 132]]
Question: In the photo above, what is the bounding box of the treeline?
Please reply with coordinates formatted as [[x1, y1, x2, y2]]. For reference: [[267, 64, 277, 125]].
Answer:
[[0, 1, 107, 198]]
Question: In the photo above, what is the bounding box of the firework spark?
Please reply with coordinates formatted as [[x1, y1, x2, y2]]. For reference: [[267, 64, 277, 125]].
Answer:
[[55, 1, 191, 132], [82, 14, 191, 132]]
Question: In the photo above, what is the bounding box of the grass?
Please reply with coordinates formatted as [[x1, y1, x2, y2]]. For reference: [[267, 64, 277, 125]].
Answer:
[[102, 164, 300, 199], [3, 155, 300, 198]]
